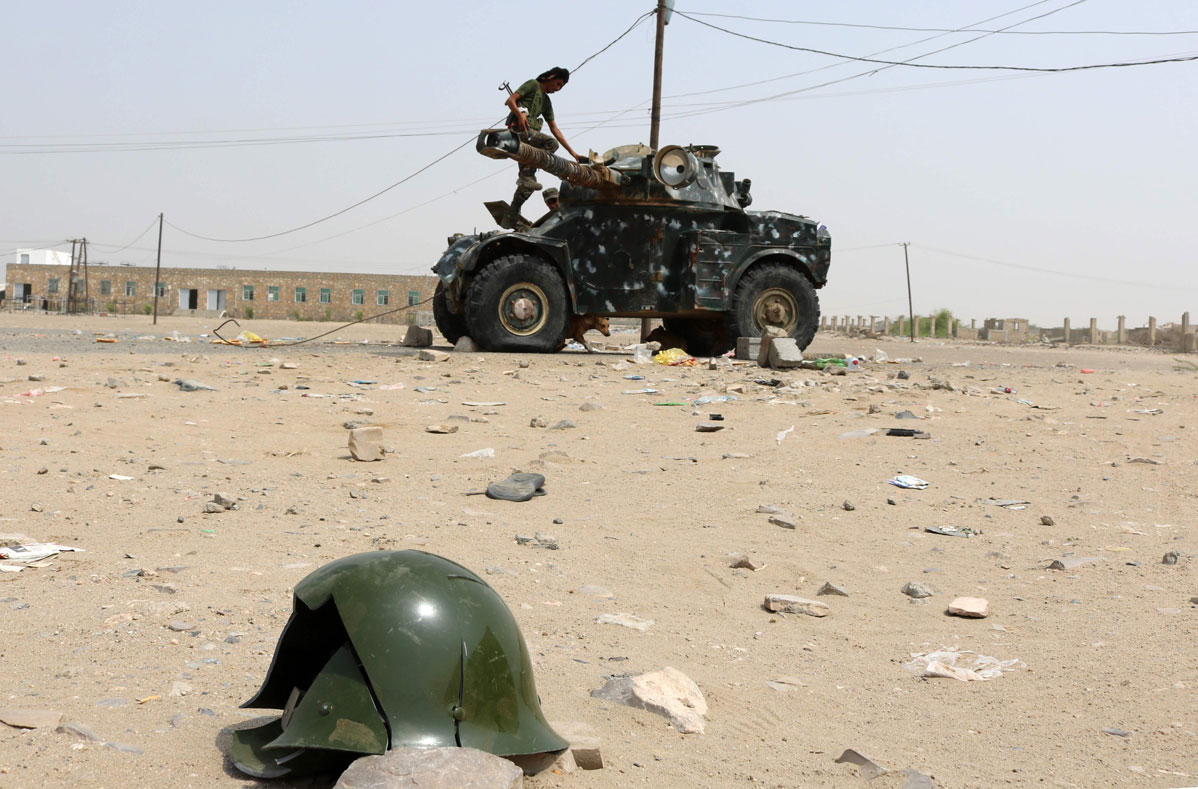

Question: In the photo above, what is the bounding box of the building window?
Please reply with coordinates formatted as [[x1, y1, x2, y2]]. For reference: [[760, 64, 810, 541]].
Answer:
[[20, 253, 30, 265], [267, 286, 279, 302], [242, 285, 254, 301], [408, 290, 420, 306], [351, 289, 364, 305], [377, 289, 389, 306], [319, 288, 331, 303], [295, 286, 307, 303], [48, 278, 59, 294], [156, 282, 167, 297], [100, 280, 111, 296], [125, 281, 136, 297]]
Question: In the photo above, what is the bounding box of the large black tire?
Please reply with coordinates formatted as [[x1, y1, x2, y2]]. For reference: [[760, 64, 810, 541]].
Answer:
[[464, 254, 569, 353], [662, 317, 730, 357], [725, 262, 820, 351], [432, 281, 468, 345]]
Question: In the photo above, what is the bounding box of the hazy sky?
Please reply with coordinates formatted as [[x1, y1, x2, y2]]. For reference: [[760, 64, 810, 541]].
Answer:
[[4, 1, 1196, 326]]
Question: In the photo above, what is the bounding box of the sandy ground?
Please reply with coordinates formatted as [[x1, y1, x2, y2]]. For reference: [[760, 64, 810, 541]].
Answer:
[[0, 312, 1195, 789]]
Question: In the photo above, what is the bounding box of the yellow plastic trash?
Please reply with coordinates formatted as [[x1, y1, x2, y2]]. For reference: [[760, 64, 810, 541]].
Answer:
[[653, 347, 692, 365]]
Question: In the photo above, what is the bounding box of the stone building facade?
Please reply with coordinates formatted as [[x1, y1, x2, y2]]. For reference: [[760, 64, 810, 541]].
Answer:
[[4, 262, 437, 324]]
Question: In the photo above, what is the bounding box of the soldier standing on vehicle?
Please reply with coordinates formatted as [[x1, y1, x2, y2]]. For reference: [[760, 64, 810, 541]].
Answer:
[[501, 67, 585, 229], [542, 187, 559, 214]]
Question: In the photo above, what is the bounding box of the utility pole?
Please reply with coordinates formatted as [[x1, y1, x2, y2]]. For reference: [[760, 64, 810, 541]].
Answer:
[[152, 213, 163, 325], [901, 242, 915, 342], [643, 0, 670, 341]]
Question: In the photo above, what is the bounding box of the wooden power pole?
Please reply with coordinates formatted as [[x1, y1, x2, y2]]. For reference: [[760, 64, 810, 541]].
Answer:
[[152, 213, 163, 325], [642, 0, 671, 341], [901, 242, 915, 342]]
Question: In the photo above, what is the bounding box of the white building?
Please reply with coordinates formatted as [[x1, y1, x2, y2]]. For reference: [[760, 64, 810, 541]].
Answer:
[[9, 249, 72, 303]]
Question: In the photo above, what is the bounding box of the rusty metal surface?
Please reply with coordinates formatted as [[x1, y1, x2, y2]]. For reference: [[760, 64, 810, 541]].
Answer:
[[435, 137, 831, 323]]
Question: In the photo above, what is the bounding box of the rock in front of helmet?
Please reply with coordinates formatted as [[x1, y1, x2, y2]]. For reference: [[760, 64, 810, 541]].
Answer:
[[229, 550, 567, 779]]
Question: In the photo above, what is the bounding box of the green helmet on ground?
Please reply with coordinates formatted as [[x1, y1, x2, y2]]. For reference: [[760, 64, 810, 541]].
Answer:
[[230, 550, 567, 779]]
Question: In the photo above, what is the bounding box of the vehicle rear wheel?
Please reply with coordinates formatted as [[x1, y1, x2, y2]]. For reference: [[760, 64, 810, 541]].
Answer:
[[465, 254, 569, 352], [432, 281, 467, 345], [661, 317, 730, 357], [725, 262, 820, 351]]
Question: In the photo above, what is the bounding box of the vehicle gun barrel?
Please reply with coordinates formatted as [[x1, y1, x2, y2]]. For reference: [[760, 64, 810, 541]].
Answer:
[[476, 129, 622, 189]]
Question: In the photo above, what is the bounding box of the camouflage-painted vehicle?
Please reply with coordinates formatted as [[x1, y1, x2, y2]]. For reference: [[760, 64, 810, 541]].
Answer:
[[431, 130, 831, 355]]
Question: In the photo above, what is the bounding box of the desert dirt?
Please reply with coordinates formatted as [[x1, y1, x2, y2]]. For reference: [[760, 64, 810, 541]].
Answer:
[[0, 311, 1195, 788]]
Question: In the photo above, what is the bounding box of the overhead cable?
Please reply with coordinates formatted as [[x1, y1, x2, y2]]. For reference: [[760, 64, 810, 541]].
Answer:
[[674, 10, 1198, 72], [89, 216, 159, 254], [574, 11, 655, 72], [686, 11, 1198, 36]]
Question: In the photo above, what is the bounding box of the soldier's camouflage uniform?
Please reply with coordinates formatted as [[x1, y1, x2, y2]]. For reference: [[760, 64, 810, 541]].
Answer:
[[506, 78, 560, 224]]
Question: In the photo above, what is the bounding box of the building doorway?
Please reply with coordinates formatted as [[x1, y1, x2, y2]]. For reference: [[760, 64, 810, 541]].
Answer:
[[206, 289, 226, 311], [178, 289, 199, 309]]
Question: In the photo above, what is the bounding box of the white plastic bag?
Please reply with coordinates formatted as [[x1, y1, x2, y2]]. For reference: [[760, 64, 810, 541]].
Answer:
[[903, 648, 1022, 681]]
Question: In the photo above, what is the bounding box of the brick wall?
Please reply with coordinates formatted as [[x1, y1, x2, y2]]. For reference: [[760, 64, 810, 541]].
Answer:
[[5, 264, 437, 324]]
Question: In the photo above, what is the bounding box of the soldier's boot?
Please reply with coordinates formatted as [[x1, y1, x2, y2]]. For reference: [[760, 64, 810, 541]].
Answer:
[[516, 166, 542, 192], [501, 194, 530, 230]]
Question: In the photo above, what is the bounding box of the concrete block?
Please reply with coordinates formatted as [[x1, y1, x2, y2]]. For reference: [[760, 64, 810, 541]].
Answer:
[[767, 337, 803, 368], [401, 325, 432, 347], [735, 335, 760, 361], [1183, 333, 1197, 353]]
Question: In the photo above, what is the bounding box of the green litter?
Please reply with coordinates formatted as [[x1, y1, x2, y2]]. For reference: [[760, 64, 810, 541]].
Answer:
[[653, 401, 687, 406]]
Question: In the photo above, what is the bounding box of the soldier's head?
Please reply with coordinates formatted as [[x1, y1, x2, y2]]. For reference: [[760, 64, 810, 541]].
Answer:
[[543, 188, 559, 210], [536, 67, 570, 93]]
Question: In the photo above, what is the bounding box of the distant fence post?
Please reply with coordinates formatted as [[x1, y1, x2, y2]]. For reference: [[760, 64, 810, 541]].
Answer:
[[883, 316, 891, 334], [1117, 315, 1126, 345], [1148, 316, 1156, 346], [1089, 318, 1098, 344], [1063, 317, 1071, 344]]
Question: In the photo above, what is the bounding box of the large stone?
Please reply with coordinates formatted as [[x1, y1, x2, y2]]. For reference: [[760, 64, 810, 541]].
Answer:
[[901, 581, 935, 599], [335, 747, 523, 788], [454, 336, 480, 353], [0, 709, 63, 729], [401, 325, 433, 347], [757, 326, 787, 368], [736, 335, 761, 361], [590, 666, 707, 734], [764, 594, 829, 617], [947, 596, 990, 618], [348, 427, 384, 462], [767, 338, 804, 369]]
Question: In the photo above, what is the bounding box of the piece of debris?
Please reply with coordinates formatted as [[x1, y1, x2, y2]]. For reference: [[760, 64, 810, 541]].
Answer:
[[925, 526, 977, 538], [776, 425, 794, 445], [595, 613, 653, 631], [769, 513, 798, 530], [0, 543, 83, 564], [460, 447, 495, 459], [173, 379, 217, 392], [348, 427, 384, 462], [889, 475, 928, 490], [764, 594, 829, 617], [903, 648, 1021, 681], [425, 423, 458, 434], [418, 349, 450, 362], [1162, 551, 1181, 565], [549, 721, 603, 770], [1048, 556, 1104, 570], [486, 472, 546, 502], [987, 498, 1029, 510], [1040, 515, 1055, 526], [835, 749, 887, 781], [695, 422, 724, 432], [817, 581, 848, 597], [901, 768, 938, 788], [947, 596, 990, 618], [590, 667, 708, 734], [333, 746, 523, 789], [729, 554, 763, 571]]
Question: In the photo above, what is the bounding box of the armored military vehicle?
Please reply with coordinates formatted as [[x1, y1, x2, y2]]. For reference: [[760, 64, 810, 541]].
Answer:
[[431, 129, 830, 355]]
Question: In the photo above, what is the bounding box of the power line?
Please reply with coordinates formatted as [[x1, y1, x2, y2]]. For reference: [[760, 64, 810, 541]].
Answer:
[[165, 134, 477, 242], [574, 11, 655, 72], [685, 11, 1198, 36], [674, 9, 1198, 72], [915, 244, 1198, 292], [89, 216, 159, 254]]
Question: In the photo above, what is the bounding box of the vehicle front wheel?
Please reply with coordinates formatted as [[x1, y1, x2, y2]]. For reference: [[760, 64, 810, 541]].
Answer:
[[725, 262, 820, 351], [432, 281, 468, 345], [464, 254, 569, 352]]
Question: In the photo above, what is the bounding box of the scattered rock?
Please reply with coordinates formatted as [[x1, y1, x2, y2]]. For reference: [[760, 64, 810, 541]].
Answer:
[[56, 721, 102, 742], [767, 337, 804, 368], [757, 326, 787, 368], [835, 748, 887, 780], [334, 746, 524, 789], [901, 581, 935, 599], [595, 613, 653, 631], [550, 721, 603, 770], [590, 667, 708, 734], [1040, 515, 1055, 526], [842, 500, 855, 511], [529, 416, 549, 428], [401, 325, 433, 347], [1162, 551, 1180, 565], [349, 427, 385, 462], [769, 513, 798, 530], [764, 594, 829, 617], [579, 401, 603, 412], [729, 554, 762, 571], [167, 620, 194, 632], [211, 492, 236, 510], [425, 424, 458, 434], [418, 349, 451, 362], [0, 709, 63, 729], [817, 582, 848, 597], [549, 420, 577, 430], [901, 768, 938, 788], [695, 422, 724, 432], [1048, 556, 1104, 570], [173, 379, 217, 392], [947, 597, 990, 618]]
